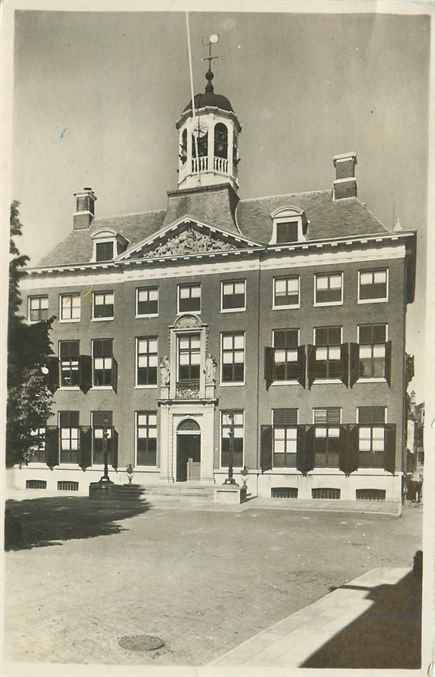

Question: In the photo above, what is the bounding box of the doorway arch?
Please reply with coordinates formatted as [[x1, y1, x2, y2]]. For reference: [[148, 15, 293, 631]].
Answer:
[[176, 419, 201, 481]]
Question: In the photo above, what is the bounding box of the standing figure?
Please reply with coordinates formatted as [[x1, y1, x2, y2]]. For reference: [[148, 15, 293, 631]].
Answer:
[[204, 353, 217, 384], [160, 355, 170, 386]]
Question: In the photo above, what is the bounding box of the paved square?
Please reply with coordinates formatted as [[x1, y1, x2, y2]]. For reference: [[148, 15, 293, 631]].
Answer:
[[4, 495, 422, 665]]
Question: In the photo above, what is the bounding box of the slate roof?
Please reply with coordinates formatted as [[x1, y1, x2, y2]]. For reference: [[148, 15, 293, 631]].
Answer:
[[182, 92, 234, 113], [36, 185, 390, 268]]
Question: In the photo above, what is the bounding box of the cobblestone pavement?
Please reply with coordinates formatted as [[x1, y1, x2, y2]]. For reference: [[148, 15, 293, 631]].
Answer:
[[4, 495, 422, 666]]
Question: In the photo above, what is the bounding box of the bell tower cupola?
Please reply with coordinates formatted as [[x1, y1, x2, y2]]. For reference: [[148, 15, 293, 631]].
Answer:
[[176, 36, 241, 192]]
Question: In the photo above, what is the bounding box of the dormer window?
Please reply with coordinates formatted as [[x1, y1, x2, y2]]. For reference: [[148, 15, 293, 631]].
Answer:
[[270, 207, 307, 245], [96, 241, 114, 262], [91, 229, 129, 263]]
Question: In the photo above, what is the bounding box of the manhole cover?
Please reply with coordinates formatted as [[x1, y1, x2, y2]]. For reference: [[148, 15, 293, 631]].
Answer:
[[118, 634, 165, 652]]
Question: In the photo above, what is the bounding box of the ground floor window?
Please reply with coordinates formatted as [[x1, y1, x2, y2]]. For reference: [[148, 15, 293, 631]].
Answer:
[[358, 406, 386, 468], [313, 407, 341, 467], [59, 411, 79, 464], [136, 411, 157, 466], [28, 427, 46, 462], [272, 408, 297, 467], [92, 411, 113, 465], [221, 410, 244, 468]]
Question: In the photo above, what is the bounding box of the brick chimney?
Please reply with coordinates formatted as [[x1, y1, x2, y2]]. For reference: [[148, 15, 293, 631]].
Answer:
[[332, 152, 357, 200], [73, 187, 97, 229]]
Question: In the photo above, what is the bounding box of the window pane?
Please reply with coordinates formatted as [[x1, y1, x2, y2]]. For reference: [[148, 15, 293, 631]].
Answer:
[[316, 276, 328, 290], [373, 345, 386, 358], [374, 271, 387, 284], [329, 346, 341, 360], [360, 272, 373, 285], [330, 275, 342, 289], [233, 335, 244, 349], [275, 279, 286, 294]]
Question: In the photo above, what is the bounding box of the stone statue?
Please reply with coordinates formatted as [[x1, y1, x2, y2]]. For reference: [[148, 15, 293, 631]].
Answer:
[[204, 353, 217, 384], [160, 356, 170, 386]]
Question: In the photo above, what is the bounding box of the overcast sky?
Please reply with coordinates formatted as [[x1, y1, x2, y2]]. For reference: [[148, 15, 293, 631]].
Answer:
[[12, 10, 429, 395]]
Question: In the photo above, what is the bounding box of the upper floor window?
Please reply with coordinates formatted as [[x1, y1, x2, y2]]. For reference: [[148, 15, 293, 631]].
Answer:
[[358, 324, 388, 380], [60, 293, 81, 322], [59, 410, 79, 464], [136, 411, 157, 466], [92, 339, 114, 388], [28, 295, 48, 322], [59, 340, 80, 388], [221, 410, 244, 468], [136, 287, 158, 317], [270, 207, 306, 244], [314, 272, 343, 306], [358, 269, 388, 303], [178, 334, 201, 383], [313, 407, 341, 468], [221, 332, 245, 384], [93, 291, 114, 320], [272, 329, 299, 382], [314, 326, 342, 379], [95, 241, 114, 262], [273, 276, 300, 309], [221, 280, 246, 312], [178, 283, 201, 314], [272, 408, 298, 468], [136, 337, 158, 386]]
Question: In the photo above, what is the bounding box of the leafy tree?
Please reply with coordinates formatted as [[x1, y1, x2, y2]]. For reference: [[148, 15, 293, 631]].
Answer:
[[6, 202, 54, 466]]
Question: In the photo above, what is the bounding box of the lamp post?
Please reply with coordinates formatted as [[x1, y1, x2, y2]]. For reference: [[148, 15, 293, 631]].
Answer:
[[101, 416, 112, 483], [224, 412, 237, 485]]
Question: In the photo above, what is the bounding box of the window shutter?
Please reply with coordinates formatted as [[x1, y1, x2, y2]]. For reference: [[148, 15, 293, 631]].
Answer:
[[260, 425, 273, 472], [339, 424, 359, 475], [297, 345, 306, 387], [79, 426, 92, 470], [79, 355, 92, 393], [349, 343, 360, 387], [264, 347, 274, 390], [306, 345, 316, 389], [45, 426, 59, 469], [385, 341, 392, 386], [46, 356, 59, 393], [340, 343, 349, 386], [384, 424, 396, 474], [296, 425, 315, 475], [113, 358, 118, 393], [112, 428, 119, 470]]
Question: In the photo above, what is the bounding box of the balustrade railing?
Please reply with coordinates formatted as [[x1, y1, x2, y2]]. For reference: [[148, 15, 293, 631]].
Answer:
[[192, 156, 208, 173], [213, 156, 229, 174]]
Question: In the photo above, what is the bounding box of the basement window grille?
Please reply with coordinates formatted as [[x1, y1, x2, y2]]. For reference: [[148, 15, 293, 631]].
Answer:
[[356, 488, 386, 501], [57, 481, 79, 492], [271, 487, 298, 499], [312, 487, 340, 500], [26, 479, 47, 489]]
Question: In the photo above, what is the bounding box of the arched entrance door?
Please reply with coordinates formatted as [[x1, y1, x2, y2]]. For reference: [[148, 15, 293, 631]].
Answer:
[[176, 419, 201, 482]]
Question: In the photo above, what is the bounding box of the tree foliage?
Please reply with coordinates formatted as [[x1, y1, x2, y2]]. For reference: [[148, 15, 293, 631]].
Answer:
[[7, 202, 54, 466]]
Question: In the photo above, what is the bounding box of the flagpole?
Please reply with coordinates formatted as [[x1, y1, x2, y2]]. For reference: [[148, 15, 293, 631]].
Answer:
[[185, 12, 199, 169]]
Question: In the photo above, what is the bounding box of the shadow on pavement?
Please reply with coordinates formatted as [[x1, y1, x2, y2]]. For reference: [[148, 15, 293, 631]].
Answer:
[[302, 565, 422, 669], [5, 491, 150, 551]]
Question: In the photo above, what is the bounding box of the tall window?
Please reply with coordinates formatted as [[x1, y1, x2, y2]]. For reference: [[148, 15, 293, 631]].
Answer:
[[358, 324, 387, 379], [178, 284, 201, 313], [93, 291, 114, 319], [136, 287, 158, 316], [95, 241, 114, 262], [92, 411, 113, 465], [273, 276, 300, 309], [59, 411, 79, 464], [358, 406, 386, 468], [359, 269, 388, 302], [221, 332, 245, 384], [136, 337, 158, 386], [221, 280, 246, 311], [29, 427, 46, 463], [314, 326, 342, 379], [214, 123, 228, 158], [272, 329, 299, 381], [60, 293, 81, 321], [136, 411, 157, 466], [315, 273, 343, 305], [178, 334, 200, 382], [92, 339, 114, 387], [313, 407, 341, 468], [59, 340, 80, 387], [272, 409, 298, 467], [221, 410, 244, 468], [28, 295, 48, 322], [276, 221, 298, 244], [180, 129, 188, 164]]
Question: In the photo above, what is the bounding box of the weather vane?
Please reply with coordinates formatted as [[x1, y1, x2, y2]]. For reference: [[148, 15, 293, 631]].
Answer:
[[202, 33, 220, 72]]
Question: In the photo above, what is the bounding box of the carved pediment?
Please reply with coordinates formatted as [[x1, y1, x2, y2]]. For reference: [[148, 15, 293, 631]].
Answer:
[[173, 314, 202, 329]]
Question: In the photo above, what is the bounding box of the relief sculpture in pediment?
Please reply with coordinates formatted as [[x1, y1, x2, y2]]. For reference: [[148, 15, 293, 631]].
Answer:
[[150, 226, 236, 257]]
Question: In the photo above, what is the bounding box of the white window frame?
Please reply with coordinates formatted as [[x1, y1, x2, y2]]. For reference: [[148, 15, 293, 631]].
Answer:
[[270, 208, 306, 245], [220, 279, 246, 313], [357, 268, 389, 304], [357, 323, 388, 383], [135, 336, 159, 389], [272, 275, 300, 310], [92, 290, 114, 321], [135, 410, 158, 468], [271, 408, 299, 468], [177, 283, 201, 315], [271, 328, 300, 385], [312, 326, 343, 384], [219, 409, 245, 471], [135, 286, 159, 318], [91, 338, 113, 390], [58, 339, 80, 390], [314, 272, 343, 307], [356, 406, 387, 454], [92, 237, 116, 263], [59, 293, 81, 323], [220, 332, 246, 386], [28, 295, 48, 323]]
